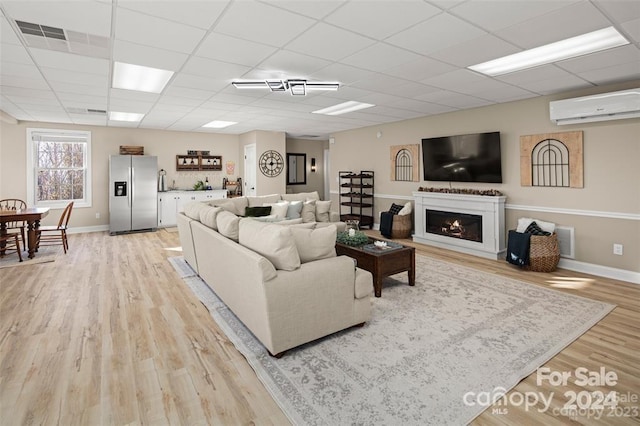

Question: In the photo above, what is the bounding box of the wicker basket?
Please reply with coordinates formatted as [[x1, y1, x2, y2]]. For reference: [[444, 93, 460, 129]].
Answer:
[[525, 233, 560, 272], [391, 213, 412, 239]]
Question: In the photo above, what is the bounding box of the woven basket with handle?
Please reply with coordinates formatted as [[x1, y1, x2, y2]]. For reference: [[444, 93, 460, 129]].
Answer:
[[525, 233, 560, 272]]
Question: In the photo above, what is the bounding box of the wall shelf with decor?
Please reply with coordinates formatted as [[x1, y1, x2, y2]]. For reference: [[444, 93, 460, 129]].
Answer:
[[339, 170, 374, 229], [176, 155, 222, 171]]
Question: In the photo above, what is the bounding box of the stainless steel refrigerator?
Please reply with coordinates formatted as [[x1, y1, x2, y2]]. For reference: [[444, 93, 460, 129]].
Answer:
[[109, 155, 158, 234]]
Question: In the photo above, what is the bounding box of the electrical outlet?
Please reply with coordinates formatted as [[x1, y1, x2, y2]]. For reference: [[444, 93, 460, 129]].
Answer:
[[96, 212, 100, 219], [613, 243, 623, 255]]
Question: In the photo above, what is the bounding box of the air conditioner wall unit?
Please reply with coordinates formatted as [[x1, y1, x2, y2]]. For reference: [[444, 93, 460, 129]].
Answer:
[[549, 88, 640, 125]]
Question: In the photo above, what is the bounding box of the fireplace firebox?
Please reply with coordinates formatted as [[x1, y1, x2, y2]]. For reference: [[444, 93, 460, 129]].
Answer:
[[425, 209, 483, 243]]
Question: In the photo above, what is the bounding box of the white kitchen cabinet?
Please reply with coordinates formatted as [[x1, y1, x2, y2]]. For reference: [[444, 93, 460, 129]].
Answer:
[[158, 190, 227, 227]]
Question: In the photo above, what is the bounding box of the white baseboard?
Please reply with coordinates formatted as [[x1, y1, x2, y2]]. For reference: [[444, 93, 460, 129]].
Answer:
[[558, 258, 640, 284]]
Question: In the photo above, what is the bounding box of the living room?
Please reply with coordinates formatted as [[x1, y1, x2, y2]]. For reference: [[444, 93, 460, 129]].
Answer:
[[1, 0, 639, 424]]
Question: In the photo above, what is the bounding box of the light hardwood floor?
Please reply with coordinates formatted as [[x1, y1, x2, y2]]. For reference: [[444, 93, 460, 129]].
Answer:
[[0, 230, 638, 425]]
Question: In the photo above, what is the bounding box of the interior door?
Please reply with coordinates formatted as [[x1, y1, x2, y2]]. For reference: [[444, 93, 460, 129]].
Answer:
[[244, 143, 256, 196]]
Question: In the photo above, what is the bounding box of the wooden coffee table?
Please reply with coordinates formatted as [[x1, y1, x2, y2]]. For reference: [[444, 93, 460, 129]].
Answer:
[[335, 238, 415, 297]]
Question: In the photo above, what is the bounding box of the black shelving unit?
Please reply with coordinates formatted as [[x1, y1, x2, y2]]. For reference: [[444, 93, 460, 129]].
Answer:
[[339, 170, 374, 229]]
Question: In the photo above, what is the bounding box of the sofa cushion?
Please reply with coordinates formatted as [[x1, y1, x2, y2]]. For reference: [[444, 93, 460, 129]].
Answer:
[[286, 200, 303, 219], [238, 219, 300, 271], [218, 197, 248, 216], [247, 194, 281, 207], [264, 201, 289, 219], [301, 199, 316, 223], [290, 225, 337, 263], [281, 191, 320, 202], [245, 206, 272, 217], [217, 210, 241, 241], [315, 200, 332, 222], [183, 201, 208, 220], [199, 206, 223, 229]]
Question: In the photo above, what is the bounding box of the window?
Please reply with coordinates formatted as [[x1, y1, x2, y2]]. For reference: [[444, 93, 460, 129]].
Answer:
[[27, 128, 91, 208]]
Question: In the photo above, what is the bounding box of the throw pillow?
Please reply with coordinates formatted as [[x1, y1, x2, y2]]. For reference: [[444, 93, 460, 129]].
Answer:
[[199, 206, 223, 230], [247, 194, 281, 207], [516, 217, 556, 234], [315, 200, 332, 222], [301, 199, 316, 223], [183, 201, 208, 220], [388, 203, 404, 215], [216, 210, 241, 241], [398, 201, 412, 216], [525, 221, 551, 236], [245, 206, 272, 217], [238, 218, 301, 271], [286, 200, 303, 219], [290, 225, 337, 263], [264, 201, 289, 219]]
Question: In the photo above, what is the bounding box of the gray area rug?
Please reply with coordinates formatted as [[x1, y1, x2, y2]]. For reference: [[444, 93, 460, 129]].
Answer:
[[170, 255, 614, 425], [0, 245, 60, 269]]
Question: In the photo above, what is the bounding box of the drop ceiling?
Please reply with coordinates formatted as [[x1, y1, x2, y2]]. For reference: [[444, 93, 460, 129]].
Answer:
[[1, 0, 639, 139]]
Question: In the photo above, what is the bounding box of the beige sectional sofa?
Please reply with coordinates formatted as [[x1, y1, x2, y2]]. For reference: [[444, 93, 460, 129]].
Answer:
[[176, 194, 373, 356]]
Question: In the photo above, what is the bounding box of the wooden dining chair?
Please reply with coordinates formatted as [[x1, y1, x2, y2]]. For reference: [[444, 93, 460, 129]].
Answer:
[[0, 234, 23, 262], [36, 201, 73, 254], [0, 198, 27, 246]]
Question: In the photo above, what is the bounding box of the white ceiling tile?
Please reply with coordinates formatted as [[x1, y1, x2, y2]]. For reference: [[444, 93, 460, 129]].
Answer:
[[557, 45, 640, 74], [154, 95, 202, 108], [115, 8, 206, 54], [430, 34, 520, 68], [30, 48, 109, 74], [214, 1, 316, 47], [39, 66, 108, 86], [1, 61, 44, 79], [162, 85, 214, 101], [387, 13, 486, 55], [113, 40, 189, 72], [268, 0, 345, 20], [383, 57, 456, 81], [0, 86, 56, 100], [593, 0, 640, 24], [286, 23, 375, 61], [495, 2, 611, 49], [2, 1, 112, 36], [49, 81, 107, 97], [311, 63, 375, 85], [391, 82, 440, 99], [182, 56, 250, 79], [507, 73, 591, 95], [1, 75, 49, 90], [171, 74, 229, 92], [577, 62, 640, 86], [117, 0, 229, 30], [496, 64, 583, 86], [69, 114, 107, 126], [196, 33, 277, 67], [0, 43, 33, 64], [57, 92, 107, 108], [258, 50, 331, 78], [325, 1, 440, 40], [420, 69, 487, 90], [450, 0, 576, 32], [341, 43, 423, 73], [1, 15, 23, 45], [622, 17, 640, 43], [350, 74, 411, 92]]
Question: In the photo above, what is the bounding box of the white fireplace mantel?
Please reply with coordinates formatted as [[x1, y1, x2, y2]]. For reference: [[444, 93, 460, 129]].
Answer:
[[412, 191, 507, 260]]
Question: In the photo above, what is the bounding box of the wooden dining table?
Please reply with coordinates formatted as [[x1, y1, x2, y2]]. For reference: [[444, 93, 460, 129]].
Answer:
[[0, 207, 50, 259]]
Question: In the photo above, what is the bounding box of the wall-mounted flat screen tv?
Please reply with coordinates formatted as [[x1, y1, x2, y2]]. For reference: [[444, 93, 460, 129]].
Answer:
[[421, 131, 502, 183]]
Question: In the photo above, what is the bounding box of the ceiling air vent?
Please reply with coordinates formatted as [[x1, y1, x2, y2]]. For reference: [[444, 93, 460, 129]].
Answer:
[[14, 20, 110, 59], [67, 107, 107, 115], [16, 20, 66, 40]]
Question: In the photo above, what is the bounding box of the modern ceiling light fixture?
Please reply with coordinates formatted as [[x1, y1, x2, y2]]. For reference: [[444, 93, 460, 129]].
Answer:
[[232, 79, 339, 96], [312, 101, 375, 116], [468, 26, 630, 76], [112, 61, 174, 93]]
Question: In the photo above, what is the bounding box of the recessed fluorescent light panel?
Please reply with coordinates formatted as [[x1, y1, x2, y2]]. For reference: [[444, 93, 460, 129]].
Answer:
[[112, 61, 174, 93], [202, 120, 237, 129], [109, 111, 144, 122], [312, 101, 375, 116], [469, 27, 629, 76]]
